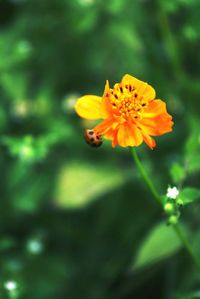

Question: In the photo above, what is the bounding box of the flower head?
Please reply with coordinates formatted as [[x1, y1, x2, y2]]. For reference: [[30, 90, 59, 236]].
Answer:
[[4, 281, 18, 291], [75, 74, 173, 149], [166, 186, 179, 199]]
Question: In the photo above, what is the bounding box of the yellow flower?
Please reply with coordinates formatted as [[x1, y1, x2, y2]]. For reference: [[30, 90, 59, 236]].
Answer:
[[75, 74, 174, 149]]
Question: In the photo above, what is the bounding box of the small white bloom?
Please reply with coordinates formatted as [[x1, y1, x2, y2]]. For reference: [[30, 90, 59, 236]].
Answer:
[[166, 186, 179, 199], [4, 281, 17, 291], [26, 239, 44, 254]]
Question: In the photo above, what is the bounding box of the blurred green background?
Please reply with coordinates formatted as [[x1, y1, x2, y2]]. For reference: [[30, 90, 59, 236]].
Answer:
[[1, 0, 200, 298]]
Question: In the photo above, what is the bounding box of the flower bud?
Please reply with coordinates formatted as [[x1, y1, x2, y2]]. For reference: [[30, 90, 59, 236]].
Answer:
[[168, 215, 178, 225], [176, 198, 183, 206], [164, 203, 174, 214]]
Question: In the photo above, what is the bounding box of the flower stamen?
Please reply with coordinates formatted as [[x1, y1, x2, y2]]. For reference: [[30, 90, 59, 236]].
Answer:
[[109, 83, 149, 121]]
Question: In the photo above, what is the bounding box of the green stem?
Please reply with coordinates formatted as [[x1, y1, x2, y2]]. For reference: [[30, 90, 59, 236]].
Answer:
[[173, 224, 200, 269], [156, 0, 183, 80], [130, 147, 200, 270], [131, 147, 161, 206]]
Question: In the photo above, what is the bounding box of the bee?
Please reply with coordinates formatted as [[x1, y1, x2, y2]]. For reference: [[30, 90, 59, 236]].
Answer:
[[84, 129, 102, 147]]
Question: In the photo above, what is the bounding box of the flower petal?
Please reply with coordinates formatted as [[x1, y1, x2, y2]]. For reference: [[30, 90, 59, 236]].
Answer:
[[94, 119, 117, 135], [103, 80, 110, 97], [139, 99, 174, 136], [121, 74, 155, 101], [142, 135, 156, 150], [103, 128, 118, 148], [111, 131, 118, 148], [117, 123, 143, 147], [143, 99, 169, 117], [75, 95, 102, 120], [139, 117, 173, 136], [100, 80, 113, 118]]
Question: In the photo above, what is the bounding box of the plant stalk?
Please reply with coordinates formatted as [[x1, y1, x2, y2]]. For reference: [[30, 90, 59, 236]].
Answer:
[[130, 147, 200, 270]]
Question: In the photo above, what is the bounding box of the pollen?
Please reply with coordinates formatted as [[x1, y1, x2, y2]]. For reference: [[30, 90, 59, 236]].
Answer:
[[110, 83, 148, 120]]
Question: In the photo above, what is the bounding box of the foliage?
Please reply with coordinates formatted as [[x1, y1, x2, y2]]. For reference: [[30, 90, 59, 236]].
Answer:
[[133, 221, 182, 270], [1, 0, 200, 298]]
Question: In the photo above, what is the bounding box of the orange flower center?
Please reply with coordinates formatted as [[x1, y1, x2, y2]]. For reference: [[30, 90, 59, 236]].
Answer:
[[109, 83, 148, 120]]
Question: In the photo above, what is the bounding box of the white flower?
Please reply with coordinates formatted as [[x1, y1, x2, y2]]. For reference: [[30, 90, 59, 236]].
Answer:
[[4, 281, 17, 291], [166, 186, 179, 199], [26, 239, 44, 254]]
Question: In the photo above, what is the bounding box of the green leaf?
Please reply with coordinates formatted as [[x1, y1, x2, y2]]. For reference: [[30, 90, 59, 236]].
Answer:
[[170, 162, 185, 183], [187, 155, 200, 173], [184, 117, 200, 174], [179, 187, 200, 205], [185, 117, 200, 155], [55, 161, 127, 209], [133, 222, 181, 270]]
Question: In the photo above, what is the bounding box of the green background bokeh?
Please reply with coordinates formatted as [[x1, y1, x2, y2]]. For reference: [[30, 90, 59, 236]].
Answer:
[[1, 0, 200, 298]]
